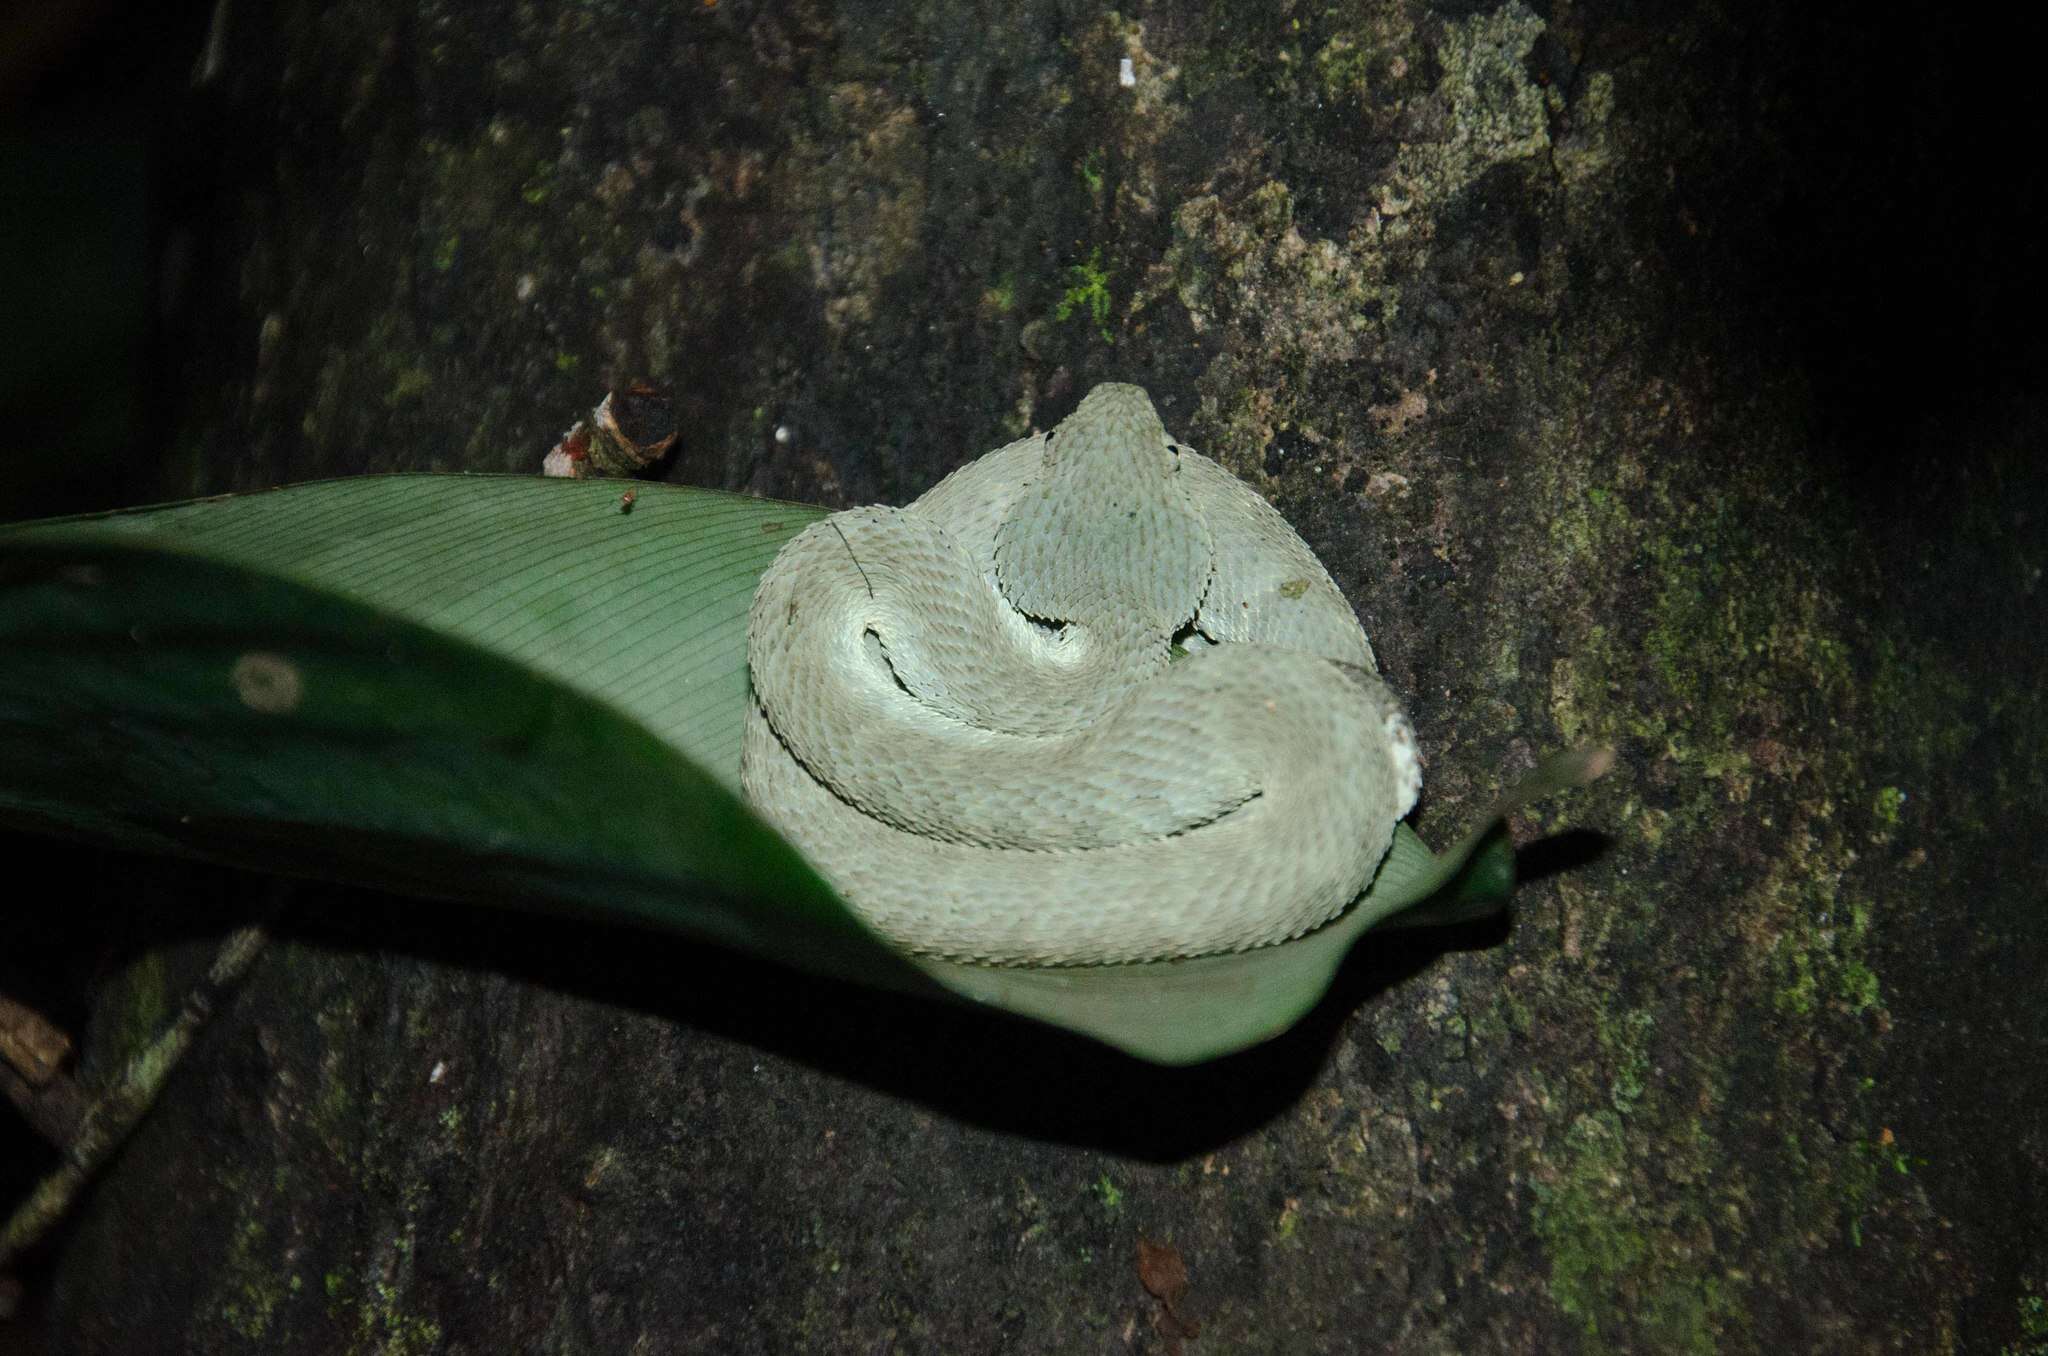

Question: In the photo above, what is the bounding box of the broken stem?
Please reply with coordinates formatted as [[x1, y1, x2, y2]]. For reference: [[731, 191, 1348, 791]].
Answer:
[[0, 922, 270, 1271]]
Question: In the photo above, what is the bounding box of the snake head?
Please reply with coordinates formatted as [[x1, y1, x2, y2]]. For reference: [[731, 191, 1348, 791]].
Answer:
[[994, 384, 1214, 635]]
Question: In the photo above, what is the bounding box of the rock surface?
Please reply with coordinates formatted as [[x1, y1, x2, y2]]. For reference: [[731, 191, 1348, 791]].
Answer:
[[5, 1, 2045, 1352]]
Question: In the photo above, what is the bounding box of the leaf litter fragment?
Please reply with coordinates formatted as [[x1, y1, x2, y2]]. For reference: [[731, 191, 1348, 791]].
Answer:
[[1137, 1236, 1199, 1352]]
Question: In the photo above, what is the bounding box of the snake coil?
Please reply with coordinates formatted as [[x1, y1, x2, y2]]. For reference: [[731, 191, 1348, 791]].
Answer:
[[743, 384, 1421, 966]]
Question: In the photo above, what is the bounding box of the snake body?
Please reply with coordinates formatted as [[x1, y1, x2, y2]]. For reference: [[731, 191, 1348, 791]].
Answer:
[[742, 384, 1421, 966]]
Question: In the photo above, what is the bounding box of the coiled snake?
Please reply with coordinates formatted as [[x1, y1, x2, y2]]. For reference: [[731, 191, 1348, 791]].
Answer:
[[742, 384, 1421, 966]]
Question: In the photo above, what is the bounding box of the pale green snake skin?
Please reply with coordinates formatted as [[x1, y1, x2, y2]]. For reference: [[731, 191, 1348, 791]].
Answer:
[[742, 384, 1422, 966]]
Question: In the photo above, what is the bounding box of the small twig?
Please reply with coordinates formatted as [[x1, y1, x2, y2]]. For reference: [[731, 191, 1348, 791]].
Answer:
[[0, 1059, 87, 1149], [0, 994, 73, 1088], [0, 993, 87, 1146], [0, 922, 270, 1270], [828, 518, 875, 598]]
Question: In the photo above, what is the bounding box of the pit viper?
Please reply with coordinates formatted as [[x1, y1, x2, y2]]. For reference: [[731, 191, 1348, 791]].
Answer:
[[742, 383, 1421, 966]]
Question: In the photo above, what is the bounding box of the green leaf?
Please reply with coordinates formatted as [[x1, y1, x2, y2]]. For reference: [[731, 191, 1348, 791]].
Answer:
[[0, 477, 919, 982], [0, 475, 1607, 1064]]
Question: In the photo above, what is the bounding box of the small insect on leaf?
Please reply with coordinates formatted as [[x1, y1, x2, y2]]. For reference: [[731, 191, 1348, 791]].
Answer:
[[617, 490, 637, 515]]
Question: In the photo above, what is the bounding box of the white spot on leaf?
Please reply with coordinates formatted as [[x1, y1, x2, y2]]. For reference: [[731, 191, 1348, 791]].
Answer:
[[231, 652, 304, 714]]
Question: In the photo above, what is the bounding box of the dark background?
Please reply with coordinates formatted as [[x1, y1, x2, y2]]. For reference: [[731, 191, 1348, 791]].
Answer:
[[4, 2, 2044, 1352]]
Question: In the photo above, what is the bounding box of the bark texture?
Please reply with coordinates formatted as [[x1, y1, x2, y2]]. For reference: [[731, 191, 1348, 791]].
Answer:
[[9, 1, 2048, 1353]]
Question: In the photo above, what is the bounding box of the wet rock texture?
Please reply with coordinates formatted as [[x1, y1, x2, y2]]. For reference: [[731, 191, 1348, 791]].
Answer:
[[19, 1, 2048, 1352]]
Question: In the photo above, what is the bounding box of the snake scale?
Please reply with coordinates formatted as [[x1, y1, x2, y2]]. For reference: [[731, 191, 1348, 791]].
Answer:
[[742, 383, 1422, 967]]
